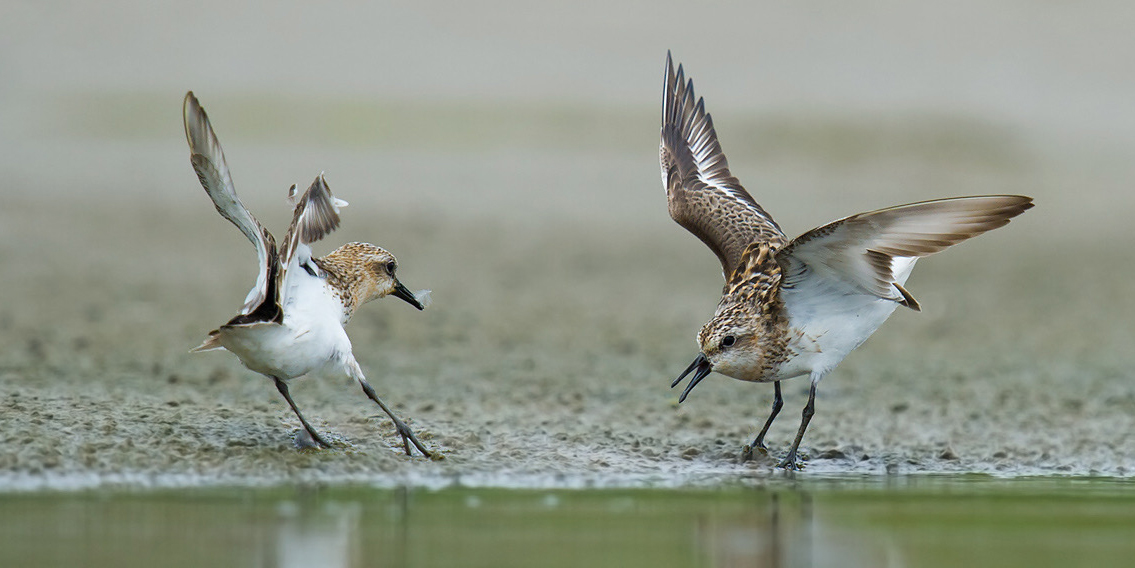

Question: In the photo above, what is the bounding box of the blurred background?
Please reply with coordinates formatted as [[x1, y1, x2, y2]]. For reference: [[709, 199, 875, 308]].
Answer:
[[5, 1, 1134, 237], [2, 0, 1134, 478]]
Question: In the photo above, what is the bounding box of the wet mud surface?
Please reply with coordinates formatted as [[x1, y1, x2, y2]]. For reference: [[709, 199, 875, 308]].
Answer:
[[2, 145, 1133, 490]]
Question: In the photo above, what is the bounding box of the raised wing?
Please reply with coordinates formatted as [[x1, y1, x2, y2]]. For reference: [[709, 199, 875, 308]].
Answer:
[[776, 195, 1033, 308], [183, 92, 280, 319], [660, 52, 787, 278], [278, 173, 348, 291]]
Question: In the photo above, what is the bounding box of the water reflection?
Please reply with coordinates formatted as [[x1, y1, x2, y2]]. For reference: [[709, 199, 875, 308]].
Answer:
[[272, 499, 361, 568], [3, 481, 1134, 568], [692, 492, 805, 568], [260, 487, 890, 568], [690, 490, 894, 568]]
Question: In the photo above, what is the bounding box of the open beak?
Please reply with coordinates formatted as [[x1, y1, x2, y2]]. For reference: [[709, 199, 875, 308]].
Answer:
[[391, 280, 425, 310], [671, 353, 712, 403]]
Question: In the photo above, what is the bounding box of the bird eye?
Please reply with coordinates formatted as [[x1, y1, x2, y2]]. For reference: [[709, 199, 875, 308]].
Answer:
[[721, 335, 736, 348], [385, 261, 397, 274]]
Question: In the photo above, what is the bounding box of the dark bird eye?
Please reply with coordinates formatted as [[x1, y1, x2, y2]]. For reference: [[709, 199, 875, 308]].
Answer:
[[721, 335, 736, 348], [386, 261, 397, 274]]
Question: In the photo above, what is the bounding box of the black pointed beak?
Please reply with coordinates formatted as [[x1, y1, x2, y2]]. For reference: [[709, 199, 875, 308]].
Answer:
[[391, 280, 424, 310], [672, 353, 712, 403]]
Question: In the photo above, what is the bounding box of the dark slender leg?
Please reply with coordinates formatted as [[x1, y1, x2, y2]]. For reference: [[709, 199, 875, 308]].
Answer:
[[359, 379, 432, 458], [751, 381, 784, 451], [742, 381, 784, 461], [778, 381, 817, 470], [273, 377, 331, 449]]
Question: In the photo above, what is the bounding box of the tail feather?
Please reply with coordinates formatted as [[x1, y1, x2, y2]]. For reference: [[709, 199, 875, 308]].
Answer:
[[190, 331, 224, 353]]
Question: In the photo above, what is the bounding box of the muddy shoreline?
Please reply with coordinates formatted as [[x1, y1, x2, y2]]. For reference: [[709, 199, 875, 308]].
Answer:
[[3, 190, 1133, 491]]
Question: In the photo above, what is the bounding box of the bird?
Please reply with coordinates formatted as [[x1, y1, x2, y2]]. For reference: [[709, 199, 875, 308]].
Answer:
[[659, 53, 1033, 470], [183, 91, 433, 457]]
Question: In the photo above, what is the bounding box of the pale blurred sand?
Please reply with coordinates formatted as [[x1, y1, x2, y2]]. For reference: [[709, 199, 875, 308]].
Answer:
[[1, 2, 1133, 488]]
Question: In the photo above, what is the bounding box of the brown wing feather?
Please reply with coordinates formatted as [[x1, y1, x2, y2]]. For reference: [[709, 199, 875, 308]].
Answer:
[[660, 52, 787, 277], [183, 92, 281, 323], [278, 173, 345, 286], [777, 195, 1034, 303], [281, 174, 342, 254]]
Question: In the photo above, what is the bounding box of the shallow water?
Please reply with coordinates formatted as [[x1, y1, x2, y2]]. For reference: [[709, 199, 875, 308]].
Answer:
[[4, 477, 1133, 568]]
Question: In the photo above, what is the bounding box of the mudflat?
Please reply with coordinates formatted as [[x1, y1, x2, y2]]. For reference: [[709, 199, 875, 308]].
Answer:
[[2, 96, 1132, 489]]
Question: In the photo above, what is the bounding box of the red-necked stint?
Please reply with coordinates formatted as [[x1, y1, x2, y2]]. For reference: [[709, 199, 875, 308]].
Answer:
[[184, 92, 433, 457], [660, 53, 1032, 469]]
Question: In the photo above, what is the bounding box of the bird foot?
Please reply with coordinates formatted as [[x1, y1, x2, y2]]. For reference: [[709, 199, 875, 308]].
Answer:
[[740, 443, 769, 462], [392, 420, 432, 458], [777, 452, 804, 470], [295, 428, 333, 450]]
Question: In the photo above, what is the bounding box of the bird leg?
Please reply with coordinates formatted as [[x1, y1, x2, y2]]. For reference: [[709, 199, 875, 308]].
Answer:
[[273, 377, 332, 449], [346, 358, 431, 457], [358, 378, 432, 458], [744, 381, 783, 460], [778, 379, 817, 470]]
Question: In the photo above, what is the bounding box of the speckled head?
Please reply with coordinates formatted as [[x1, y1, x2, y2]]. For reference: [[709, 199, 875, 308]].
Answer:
[[697, 303, 769, 382], [671, 301, 761, 403], [673, 243, 790, 402], [319, 242, 427, 313], [700, 242, 788, 382]]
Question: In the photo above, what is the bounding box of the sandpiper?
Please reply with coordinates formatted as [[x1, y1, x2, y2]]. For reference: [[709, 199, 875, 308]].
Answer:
[[183, 92, 433, 457], [660, 53, 1032, 469]]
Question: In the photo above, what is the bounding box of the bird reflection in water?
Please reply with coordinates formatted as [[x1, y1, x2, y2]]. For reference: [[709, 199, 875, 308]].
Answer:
[[272, 499, 362, 568], [693, 490, 899, 567]]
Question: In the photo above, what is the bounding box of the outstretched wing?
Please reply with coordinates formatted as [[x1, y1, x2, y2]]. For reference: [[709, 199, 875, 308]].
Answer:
[[183, 92, 281, 320], [660, 51, 787, 278], [278, 173, 348, 294], [776, 195, 1033, 309]]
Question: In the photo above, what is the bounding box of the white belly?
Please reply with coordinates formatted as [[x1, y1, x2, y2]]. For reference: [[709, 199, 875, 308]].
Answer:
[[777, 295, 900, 380], [217, 269, 352, 380], [777, 258, 916, 380], [217, 320, 347, 380]]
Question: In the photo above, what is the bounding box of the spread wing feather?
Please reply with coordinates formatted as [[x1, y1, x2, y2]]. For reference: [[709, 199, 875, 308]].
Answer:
[[776, 195, 1034, 307], [278, 173, 347, 302], [660, 52, 787, 277], [183, 92, 281, 320]]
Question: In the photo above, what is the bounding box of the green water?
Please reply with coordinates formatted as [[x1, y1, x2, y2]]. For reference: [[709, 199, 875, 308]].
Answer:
[[2, 477, 1132, 567]]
